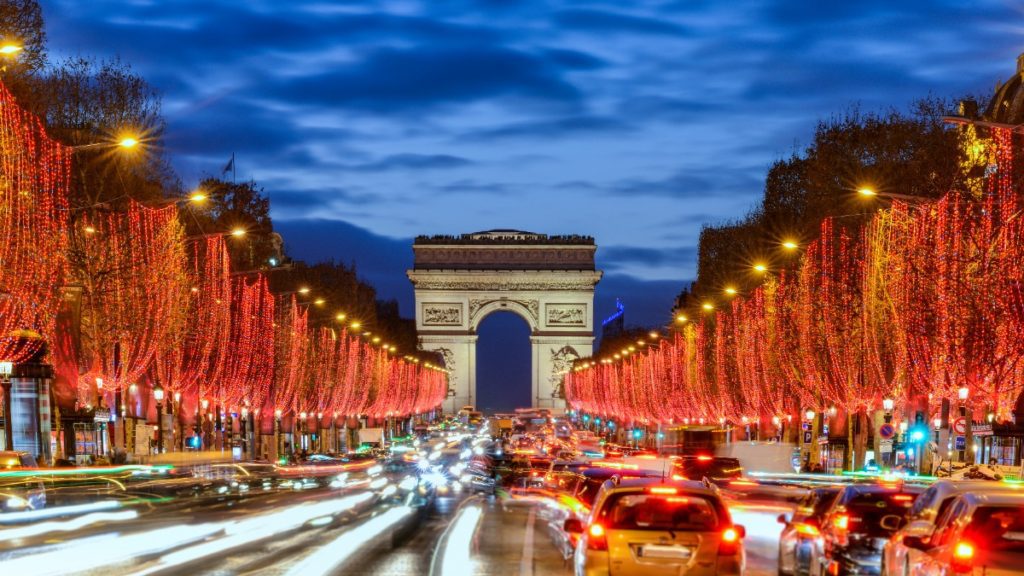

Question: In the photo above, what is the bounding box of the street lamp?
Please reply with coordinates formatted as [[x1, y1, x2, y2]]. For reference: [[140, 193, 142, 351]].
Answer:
[[804, 409, 816, 421], [882, 398, 894, 424], [153, 385, 165, 453], [958, 387, 969, 402], [274, 408, 283, 459], [0, 361, 11, 451]]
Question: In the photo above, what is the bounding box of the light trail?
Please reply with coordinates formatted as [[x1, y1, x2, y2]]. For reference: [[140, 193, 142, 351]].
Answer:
[[132, 491, 374, 574], [0, 500, 122, 523], [284, 506, 413, 576], [439, 505, 483, 576], [0, 522, 224, 576], [0, 510, 138, 542]]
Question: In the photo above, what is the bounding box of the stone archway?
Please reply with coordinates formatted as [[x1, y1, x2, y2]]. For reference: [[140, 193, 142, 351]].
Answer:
[[407, 230, 602, 414]]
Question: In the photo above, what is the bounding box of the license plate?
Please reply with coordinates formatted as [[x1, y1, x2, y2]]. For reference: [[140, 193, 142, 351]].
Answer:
[[638, 544, 693, 560]]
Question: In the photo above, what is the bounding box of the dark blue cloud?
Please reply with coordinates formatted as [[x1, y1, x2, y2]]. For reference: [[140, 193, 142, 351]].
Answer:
[[348, 154, 473, 172], [554, 8, 688, 36], [463, 115, 632, 141], [268, 46, 582, 112]]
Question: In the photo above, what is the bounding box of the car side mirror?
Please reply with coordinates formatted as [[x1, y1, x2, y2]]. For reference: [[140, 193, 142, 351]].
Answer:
[[777, 513, 791, 525], [564, 518, 584, 534], [903, 535, 931, 551]]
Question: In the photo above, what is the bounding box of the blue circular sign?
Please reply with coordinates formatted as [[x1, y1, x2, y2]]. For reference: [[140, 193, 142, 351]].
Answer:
[[879, 423, 895, 439]]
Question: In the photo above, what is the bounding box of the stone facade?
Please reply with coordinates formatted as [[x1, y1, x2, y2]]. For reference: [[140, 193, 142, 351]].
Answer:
[[408, 231, 601, 413]]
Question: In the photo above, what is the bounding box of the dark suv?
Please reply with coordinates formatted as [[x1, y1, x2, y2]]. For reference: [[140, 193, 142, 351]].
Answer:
[[818, 483, 923, 575]]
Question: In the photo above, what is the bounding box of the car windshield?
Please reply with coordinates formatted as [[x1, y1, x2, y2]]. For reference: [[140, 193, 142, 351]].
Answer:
[[964, 506, 1024, 552], [600, 492, 721, 531], [674, 457, 742, 480], [842, 491, 917, 537]]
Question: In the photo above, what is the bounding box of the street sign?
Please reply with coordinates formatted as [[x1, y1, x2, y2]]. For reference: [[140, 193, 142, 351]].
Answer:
[[93, 408, 110, 422], [955, 435, 966, 451], [803, 430, 813, 444], [880, 439, 893, 453], [879, 423, 895, 439], [953, 417, 967, 435]]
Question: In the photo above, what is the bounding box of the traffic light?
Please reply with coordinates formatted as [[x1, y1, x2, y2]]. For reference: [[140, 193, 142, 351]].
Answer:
[[632, 429, 643, 439]]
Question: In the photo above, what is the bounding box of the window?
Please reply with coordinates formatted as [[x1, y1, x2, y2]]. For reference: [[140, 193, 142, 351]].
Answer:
[[909, 486, 937, 518], [599, 492, 721, 531], [931, 499, 967, 547], [962, 506, 1024, 552]]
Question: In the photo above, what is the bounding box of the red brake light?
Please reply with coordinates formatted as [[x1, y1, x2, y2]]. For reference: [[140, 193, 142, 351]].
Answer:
[[671, 473, 686, 481], [697, 455, 713, 461], [794, 522, 821, 537], [649, 486, 678, 495], [587, 523, 608, 551], [718, 526, 742, 555], [952, 541, 974, 573], [834, 514, 849, 530], [892, 494, 913, 502]]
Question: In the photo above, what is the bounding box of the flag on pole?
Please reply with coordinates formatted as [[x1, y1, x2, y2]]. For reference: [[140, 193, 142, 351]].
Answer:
[[221, 153, 234, 175]]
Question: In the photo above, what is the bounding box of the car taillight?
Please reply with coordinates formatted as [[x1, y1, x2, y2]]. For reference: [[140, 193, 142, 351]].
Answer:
[[718, 527, 741, 555], [587, 523, 608, 551], [834, 514, 849, 531], [697, 455, 713, 461], [794, 522, 821, 537], [648, 486, 678, 494], [951, 541, 974, 573]]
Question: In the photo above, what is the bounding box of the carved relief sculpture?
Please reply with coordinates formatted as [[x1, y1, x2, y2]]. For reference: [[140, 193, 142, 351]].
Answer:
[[549, 345, 580, 398], [434, 347, 457, 391], [423, 304, 462, 326], [546, 304, 586, 326]]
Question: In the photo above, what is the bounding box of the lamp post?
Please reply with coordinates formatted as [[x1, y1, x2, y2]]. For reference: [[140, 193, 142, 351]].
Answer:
[[957, 387, 969, 463], [299, 412, 307, 453], [173, 392, 181, 451], [0, 361, 12, 451], [201, 398, 209, 450], [153, 385, 164, 454], [241, 406, 249, 460], [274, 409, 282, 460]]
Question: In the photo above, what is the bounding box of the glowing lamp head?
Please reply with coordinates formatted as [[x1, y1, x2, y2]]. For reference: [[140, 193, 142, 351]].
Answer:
[[882, 398, 894, 411], [118, 137, 139, 149], [230, 228, 246, 237], [805, 409, 816, 421], [314, 298, 326, 306], [753, 263, 767, 273], [782, 240, 798, 250], [153, 385, 164, 402], [702, 302, 714, 311], [174, 392, 181, 402], [274, 408, 282, 418], [724, 287, 737, 295], [298, 287, 311, 295], [94, 376, 103, 390], [858, 186, 877, 197], [958, 387, 969, 401], [933, 417, 942, 430], [335, 313, 346, 321], [201, 398, 209, 409], [188, 191, 207, 203], [675, 314, 688, 323], [0, 44, 23, 55]]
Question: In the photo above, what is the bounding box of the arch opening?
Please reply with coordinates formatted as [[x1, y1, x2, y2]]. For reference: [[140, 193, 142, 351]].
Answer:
[[475, 311, 531, 414]]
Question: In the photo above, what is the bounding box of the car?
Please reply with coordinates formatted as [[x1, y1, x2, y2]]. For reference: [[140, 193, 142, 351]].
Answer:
[[0, 450, 46, 512], [565, 477, 745, 576], [905, 491, 1024, 576], [882, 480, 1022, 576], [818, 483, 924, 576], [0, 450, 36, 469], [779, 487, 842, 576], [672, 455, 744, 483]]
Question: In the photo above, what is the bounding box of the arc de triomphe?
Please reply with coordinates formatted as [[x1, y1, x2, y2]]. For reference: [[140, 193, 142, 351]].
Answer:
[[407, 230, 602, 414]]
